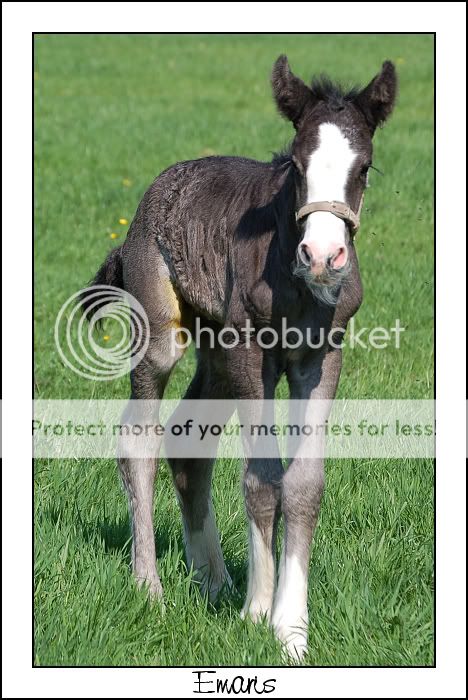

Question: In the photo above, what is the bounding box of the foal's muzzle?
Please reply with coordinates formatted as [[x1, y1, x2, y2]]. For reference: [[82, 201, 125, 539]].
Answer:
[[298, 240, 348, 276], [294, 197, 363, 281]]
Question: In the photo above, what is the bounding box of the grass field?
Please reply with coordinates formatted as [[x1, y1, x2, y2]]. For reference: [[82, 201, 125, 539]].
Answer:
[[34, 34, 434, 666]]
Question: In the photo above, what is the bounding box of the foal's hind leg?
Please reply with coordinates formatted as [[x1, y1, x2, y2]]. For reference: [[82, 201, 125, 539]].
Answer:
[[166, 349, 234, 601], [118, 342, 179, 598], [118, 240, 187, 597]]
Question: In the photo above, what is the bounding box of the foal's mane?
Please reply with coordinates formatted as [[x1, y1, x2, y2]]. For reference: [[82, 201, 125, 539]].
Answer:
[[309, 75, 361, 108], [271, 148, 293, 169]]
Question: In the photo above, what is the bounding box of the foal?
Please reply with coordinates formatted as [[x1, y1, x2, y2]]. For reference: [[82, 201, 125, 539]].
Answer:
[[83, 55, 397, 659]]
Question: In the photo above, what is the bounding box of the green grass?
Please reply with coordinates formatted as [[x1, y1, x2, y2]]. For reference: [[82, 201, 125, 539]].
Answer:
[[34, 33, 434, 666]]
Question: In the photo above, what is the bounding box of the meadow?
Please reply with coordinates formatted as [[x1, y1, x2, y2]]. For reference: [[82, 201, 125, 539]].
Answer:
[[34, 33, 434, 666]]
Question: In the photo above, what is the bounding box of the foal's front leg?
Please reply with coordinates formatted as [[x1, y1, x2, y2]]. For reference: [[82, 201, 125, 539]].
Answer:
[[272, 347, 342, 659], [241, 453, 282, 622], [226, 345, 283, 622]]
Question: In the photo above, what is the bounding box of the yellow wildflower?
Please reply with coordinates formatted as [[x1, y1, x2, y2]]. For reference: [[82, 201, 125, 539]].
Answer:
[[119, 218, 128, 225], [199, 148, 216, 157]]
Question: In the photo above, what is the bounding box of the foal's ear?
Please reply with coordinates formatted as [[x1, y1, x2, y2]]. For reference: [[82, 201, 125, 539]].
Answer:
[[355, 61, 398, 132], [271, 55, 312, 128]]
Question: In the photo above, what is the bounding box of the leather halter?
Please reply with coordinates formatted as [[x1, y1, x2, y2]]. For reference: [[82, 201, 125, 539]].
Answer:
[[295, 194, 364, 237]]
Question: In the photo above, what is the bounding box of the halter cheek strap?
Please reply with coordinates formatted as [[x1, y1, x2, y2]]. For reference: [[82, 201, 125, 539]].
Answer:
[[295, 193, 364, 237]]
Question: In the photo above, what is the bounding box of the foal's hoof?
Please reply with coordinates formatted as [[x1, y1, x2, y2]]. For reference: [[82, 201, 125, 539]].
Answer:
[[200, 568, 235, 603], [273, 622, 308, 662], [240, 597, 272, 623], [136, 575, 163, 601], [282, 633, 308, 662]]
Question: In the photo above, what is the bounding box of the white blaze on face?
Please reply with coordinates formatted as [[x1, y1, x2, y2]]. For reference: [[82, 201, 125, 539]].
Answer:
[[302, 122, 357, 261]]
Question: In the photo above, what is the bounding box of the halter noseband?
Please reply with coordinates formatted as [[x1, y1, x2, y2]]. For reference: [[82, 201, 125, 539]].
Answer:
[[295, 194, 364, 237]]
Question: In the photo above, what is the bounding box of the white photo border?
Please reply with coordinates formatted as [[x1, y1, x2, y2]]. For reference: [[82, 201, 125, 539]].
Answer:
[[3, 2, 466, 697]]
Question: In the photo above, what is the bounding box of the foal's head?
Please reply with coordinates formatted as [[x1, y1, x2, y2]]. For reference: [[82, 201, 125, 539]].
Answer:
[[272, 55, 397, 304]]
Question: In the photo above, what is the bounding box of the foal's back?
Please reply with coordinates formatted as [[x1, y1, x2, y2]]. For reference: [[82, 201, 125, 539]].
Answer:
[[123, 155, 286, 322]]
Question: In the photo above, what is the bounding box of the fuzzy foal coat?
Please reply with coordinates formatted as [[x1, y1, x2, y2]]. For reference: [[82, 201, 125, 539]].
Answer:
[[82, 55, 397, 659]]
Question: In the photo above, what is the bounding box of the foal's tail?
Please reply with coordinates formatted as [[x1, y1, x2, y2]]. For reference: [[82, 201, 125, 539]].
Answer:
[[80, 245, 124, 322]]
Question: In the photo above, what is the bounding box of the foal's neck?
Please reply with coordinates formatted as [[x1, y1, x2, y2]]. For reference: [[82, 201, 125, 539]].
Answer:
[[272, 164, 300, 266]]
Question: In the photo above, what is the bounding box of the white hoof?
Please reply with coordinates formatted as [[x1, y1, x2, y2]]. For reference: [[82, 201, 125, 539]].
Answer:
[[272, 614, 308, 661], [279, 628, 308, 661], [241, 597, 272, 623]]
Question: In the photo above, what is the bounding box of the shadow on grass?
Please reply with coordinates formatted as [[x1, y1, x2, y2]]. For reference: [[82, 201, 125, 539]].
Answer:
[[43, 502, 248, 611], [96, 515, 248, 611], [98, 518, 132, 557], [96, 516, 179, 564]]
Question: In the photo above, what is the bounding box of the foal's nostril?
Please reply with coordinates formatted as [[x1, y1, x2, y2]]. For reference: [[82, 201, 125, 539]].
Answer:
[[299, 243, 312, 266], [328, 246, 347, 271]]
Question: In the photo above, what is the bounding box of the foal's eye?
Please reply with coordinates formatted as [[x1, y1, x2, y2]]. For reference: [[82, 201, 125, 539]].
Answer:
[[359, 164, 371, 186]]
